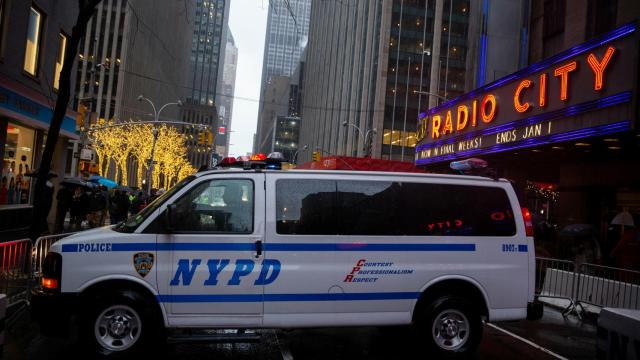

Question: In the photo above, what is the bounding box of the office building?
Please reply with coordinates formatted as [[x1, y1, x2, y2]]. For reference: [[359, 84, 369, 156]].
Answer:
[[298, 0, 528, 162], [216, 29, 238, 158]]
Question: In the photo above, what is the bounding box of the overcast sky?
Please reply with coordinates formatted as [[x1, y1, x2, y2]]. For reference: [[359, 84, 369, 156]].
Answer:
[[228, 0, 269, 156]]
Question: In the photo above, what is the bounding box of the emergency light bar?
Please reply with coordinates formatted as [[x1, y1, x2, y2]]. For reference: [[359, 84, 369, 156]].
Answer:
[[450, 158, 488, 172]]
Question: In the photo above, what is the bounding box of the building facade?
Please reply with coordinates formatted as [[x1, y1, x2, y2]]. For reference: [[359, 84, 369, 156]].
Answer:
[[188, 0, 229, 106], [181, 99, 218, 169], [415, 1, 640, 267], [298, 0, 528, 162], [0, 0, 80, 238], [254, 0, 311, 154], [74, 0, 193, 183], [216, 29, 237, 158]]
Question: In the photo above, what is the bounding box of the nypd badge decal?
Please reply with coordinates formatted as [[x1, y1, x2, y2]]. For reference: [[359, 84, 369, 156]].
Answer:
[[133, 252, 154, 277]]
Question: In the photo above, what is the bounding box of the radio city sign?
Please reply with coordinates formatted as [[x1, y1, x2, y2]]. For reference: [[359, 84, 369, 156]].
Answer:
[[415, 22, 639, 165]]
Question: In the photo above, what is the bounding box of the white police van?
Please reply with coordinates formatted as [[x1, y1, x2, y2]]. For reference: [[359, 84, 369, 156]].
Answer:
[[32, 157, 541, 357]]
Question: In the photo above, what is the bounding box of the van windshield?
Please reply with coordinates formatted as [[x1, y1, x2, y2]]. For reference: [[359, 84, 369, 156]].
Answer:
[[113, 175, 196, 233]]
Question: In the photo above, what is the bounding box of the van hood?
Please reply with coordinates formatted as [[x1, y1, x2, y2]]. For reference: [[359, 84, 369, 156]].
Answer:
[[49, 226, 137, 253]]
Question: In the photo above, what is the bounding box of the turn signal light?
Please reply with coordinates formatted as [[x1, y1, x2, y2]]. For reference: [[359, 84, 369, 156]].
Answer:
[[42, 277, 59, 290], [521, 208, 534, 237]]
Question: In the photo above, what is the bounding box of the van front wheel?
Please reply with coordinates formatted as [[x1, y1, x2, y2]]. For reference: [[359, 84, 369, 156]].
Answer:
[[81, 290, 162, 357], [419, 296, 482, 357]]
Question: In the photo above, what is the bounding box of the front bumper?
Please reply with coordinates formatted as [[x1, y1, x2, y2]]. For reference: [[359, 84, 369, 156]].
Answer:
[[30, 287, 78, 337], [527, 300, 544, 320]]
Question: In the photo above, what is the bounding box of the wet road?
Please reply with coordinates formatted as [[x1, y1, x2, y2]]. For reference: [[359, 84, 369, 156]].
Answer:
[[5, 306, 596, 359]]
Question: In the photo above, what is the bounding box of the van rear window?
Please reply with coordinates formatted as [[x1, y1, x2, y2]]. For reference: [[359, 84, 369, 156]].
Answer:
[[276, 179, 516, 237]]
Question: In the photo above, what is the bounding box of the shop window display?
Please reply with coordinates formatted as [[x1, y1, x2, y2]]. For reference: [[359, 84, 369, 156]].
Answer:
[[1, 123, 35, 206]]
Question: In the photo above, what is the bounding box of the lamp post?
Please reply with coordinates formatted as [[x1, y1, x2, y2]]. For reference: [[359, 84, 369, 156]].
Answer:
[[341, 121, 377, 157], [138, 95, 182, 195], [412, 90, 447, 106], [292, 144, 308, 164]]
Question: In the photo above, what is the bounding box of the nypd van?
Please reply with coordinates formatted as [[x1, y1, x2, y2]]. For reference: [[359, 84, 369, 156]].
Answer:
[[32, 161, 541, 357]]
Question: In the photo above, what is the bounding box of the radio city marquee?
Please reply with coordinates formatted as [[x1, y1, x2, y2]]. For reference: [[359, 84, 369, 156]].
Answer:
[[415, 22, 639, 165]]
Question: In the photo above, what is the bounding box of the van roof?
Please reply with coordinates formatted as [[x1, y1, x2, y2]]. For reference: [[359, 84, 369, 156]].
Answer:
[[195, 168, 508, 183]]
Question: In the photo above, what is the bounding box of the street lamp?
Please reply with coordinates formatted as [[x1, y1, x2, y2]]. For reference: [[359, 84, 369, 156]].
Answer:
[[413, 90, 447, 105], [138, 95, 182, 195], [293, 144, 308, 164], [341, 121, 377, 156]]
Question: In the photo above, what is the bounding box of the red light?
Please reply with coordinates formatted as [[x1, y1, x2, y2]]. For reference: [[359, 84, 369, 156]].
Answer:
[[218, 126, 226, 135], [251, 153, 267, 161], [42, 277, 58, 290], [219, 157, 236, 166], [521, 208, 533, 237]]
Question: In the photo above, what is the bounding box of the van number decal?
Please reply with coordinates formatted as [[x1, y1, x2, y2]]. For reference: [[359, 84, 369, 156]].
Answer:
[[502, 244, 528, 252]]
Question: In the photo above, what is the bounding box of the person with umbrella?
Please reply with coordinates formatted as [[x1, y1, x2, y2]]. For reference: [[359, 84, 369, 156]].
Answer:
[[70, 186, 90, 231]]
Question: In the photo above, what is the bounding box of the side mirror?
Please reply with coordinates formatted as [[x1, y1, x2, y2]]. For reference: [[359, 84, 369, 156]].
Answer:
[[165, 204, 178, 232]]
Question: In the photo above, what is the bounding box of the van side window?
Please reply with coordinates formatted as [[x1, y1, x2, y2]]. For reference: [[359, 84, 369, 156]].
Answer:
[[337, 181, 402, 235], [276, 180, 336, 235], [398, 183, 516, 236], [172, 179, 254, 233]]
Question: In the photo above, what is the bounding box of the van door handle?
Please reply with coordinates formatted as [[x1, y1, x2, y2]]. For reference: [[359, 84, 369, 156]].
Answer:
[[255, 240, 263, 258]]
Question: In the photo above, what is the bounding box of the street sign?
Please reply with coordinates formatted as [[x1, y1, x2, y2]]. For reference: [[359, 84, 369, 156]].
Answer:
[[80, 148, 94, 161], [210, 153, 219, 167]]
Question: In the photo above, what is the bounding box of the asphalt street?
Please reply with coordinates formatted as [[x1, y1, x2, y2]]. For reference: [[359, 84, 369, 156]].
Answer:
[[4, 306, 596, 360]]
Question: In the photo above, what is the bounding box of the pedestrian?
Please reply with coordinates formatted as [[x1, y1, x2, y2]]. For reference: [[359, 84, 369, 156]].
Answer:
[[70, 186, 89, 231], [54, 185, 72, 233], [116, 189, 131, 223], [99, 185, 109, 226], [88, 187, 106, 227], [109, 189, 120, 225]]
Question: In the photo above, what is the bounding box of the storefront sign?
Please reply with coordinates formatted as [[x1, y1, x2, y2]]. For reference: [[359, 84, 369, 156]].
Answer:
[[0, 86, 76, 134], [415, 22, 639, 165]]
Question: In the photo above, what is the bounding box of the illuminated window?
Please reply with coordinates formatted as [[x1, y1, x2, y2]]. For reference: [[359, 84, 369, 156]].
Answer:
[[383, 129, 417, 147], [23, 6, 44, 76], [53, 33, 68, 90]]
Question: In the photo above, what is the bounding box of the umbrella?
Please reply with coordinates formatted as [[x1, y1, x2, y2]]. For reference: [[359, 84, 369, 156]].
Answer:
[[60, 177, 94, 189], [24, 168, 58, 179], [88, 175, 117, 189]]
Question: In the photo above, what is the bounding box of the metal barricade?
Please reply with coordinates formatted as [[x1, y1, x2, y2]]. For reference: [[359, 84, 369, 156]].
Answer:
[[575, 263, 640, 311], [535, 257, 581, 317], [31, 232, 76, 282], [0, 239, 32, 306]]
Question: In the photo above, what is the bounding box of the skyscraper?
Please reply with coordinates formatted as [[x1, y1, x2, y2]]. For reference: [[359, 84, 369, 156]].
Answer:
[[298, 0, 529, 162], [254, 0, 312, 154], [189, 0, 230, 106], [216, 29, 238, 158]]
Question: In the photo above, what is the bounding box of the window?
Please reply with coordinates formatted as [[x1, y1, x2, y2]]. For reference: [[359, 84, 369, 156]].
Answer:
[[276, 179, 336, 235], [53, 33, 67, 90], [171, 179, 253, 233], [23, 6, 44, 76], [275, 179, 516, 236], [1, 123, 36, 206]]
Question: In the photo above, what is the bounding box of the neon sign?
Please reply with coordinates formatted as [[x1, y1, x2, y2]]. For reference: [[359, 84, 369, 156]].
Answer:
[[415, 22, 638, 165]]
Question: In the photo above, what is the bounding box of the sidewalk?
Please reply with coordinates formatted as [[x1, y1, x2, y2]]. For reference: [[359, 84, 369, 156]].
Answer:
[[496, 305, 598, 360]]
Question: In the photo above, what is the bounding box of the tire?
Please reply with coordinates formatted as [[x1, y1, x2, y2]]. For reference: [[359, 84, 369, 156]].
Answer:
[[80, 289, 164, 357], [417, 295, 482, 358]]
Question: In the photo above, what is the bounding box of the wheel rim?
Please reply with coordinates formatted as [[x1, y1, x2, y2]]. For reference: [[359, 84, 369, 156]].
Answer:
[[94, 304, 142, 352], [431, 309, 470, 351]]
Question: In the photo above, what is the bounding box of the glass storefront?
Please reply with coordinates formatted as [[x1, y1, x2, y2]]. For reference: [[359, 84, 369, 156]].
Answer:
[[1, 122, 35, 206]]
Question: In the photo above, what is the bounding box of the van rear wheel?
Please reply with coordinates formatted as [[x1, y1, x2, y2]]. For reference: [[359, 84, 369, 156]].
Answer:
[[81, 289, 163, 357], [419, 296, 482, 358]]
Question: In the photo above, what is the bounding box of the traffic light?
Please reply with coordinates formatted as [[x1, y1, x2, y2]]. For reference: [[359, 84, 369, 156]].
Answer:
[[312, 151, 320, 162], [76, 103, 88, 129], [207, 130, 213, 145], [197, 131, 205, 145]]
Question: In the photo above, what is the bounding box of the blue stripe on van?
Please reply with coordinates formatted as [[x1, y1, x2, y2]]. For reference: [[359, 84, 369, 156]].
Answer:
[[156, 292, 421, 303], [62, 242, 476, 252]]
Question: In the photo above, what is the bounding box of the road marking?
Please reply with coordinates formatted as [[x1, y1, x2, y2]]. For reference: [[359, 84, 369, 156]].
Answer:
[[485, 322, 569, 360], [274, 331, 294, 360]]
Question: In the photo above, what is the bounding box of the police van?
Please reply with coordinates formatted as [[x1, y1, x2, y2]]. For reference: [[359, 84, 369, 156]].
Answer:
[[32, 156, 541, 357]]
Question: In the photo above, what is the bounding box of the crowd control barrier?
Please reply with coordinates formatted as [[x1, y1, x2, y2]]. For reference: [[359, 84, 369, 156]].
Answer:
[[0, 239, 32, 306], [535, 257, 640, 318], [31, 232, 76, 283]]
